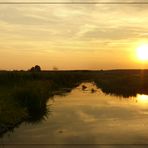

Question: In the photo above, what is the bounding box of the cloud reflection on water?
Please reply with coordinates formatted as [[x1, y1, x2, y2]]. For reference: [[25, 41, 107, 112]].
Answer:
[[2, 83, 148, 145]]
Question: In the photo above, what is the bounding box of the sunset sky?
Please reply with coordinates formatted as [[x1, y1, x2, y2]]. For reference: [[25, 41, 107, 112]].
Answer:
[[0, 0, 148, 70]]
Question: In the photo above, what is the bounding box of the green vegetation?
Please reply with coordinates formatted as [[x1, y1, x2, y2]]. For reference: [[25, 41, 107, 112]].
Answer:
[[0, 69, 148, 136]]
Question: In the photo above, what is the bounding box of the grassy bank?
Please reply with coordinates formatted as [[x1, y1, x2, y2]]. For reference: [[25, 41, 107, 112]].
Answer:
[[94, 70, 148, 97], [0, 71, 88, 136]]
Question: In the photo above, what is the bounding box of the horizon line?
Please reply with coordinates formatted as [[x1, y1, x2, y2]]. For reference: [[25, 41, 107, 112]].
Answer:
[[0, 1, 148, 4], [0, 69, 148, 71]]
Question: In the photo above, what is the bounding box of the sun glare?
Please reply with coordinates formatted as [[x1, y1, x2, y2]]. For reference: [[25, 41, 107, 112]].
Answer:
[[137, 44, 148, 61], [136, 94, 148, 105]]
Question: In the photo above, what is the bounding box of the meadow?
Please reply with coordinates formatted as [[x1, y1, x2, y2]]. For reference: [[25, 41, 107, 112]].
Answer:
[[0, 69, 148, 136]]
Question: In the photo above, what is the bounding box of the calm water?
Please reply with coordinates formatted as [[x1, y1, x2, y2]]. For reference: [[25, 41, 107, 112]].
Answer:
[[1, 83, 148, 146]]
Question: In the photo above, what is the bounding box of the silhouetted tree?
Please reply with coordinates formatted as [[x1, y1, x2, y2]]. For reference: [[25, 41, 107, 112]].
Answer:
[[34, 65, 41, 72], [29, 65, 41, 72]]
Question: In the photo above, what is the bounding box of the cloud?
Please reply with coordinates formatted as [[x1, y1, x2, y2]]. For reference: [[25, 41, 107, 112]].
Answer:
[[79, 26, 147, 41], [0, 0, 148, 69]]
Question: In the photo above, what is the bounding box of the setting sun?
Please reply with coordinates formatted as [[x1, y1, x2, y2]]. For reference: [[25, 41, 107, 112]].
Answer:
[[137, 44, 148, 61]]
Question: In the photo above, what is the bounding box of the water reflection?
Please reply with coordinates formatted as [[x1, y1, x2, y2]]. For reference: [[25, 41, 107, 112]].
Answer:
[[136, 94, 148, 105], [1, 82, 148, 145]]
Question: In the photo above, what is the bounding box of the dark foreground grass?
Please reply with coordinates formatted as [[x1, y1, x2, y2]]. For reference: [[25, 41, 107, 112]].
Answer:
[[0, 70, 148, 136], [94, 70, 148, 97]]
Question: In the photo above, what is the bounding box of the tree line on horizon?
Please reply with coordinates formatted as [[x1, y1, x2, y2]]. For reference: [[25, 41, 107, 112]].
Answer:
[[28, 65, 59, 72], [29, 65, 41, 72]]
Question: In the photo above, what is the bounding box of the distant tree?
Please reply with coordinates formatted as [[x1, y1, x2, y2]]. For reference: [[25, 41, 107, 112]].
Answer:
[[34, 65, 41, 72], [53, 66, 58, 71], [29, 65, 41, 72]]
